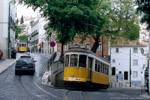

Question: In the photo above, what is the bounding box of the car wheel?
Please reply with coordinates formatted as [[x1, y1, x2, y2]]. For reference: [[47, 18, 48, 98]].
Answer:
[[15, 71, 19, 75]]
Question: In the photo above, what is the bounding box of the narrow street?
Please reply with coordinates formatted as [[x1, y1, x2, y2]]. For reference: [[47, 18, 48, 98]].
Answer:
[[0, 53, 148, 100]]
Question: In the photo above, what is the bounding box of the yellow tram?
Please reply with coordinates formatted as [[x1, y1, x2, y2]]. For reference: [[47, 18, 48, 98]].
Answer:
[[63, 48, 110, 89], [17, 40, 27, 52]]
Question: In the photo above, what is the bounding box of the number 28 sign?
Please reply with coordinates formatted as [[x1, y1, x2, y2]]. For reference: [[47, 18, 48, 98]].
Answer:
[[50, 41, 56, 47]]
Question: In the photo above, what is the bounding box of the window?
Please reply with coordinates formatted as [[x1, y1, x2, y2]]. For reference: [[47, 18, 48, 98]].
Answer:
[[133, 59, 138, 66], [63, 45, 68, 50], [99, 62, 102, 73], [124, 71, 128, 80], [133, 71, 138, 78], [70, 54, 78, 67], [116, 48, 119, 53], [97, 44, 102, 51], [98, 65, 100, 72], [95, 60, 98, 71], [86, 44, 90, 50], [112, 59, 115, 63], [22, 44, 26, 47], [133, 48, 138, 53], [65, 55, 69, 67], [79, 55, 87, 68], [112, 67, 116, 75]]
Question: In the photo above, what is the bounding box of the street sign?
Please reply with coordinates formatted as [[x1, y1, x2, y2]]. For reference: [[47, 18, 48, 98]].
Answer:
[[50, 41, 56, 47]]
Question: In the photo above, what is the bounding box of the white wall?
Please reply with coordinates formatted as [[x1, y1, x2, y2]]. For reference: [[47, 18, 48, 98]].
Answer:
[[111, 46, 147, 86], [0, 0, 16, 59]]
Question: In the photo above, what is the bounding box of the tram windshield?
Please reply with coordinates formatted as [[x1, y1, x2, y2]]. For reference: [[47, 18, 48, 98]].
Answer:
[[79, 55, 86, 68], [70, 54, 78, 67], [65, 55, 69, 67]]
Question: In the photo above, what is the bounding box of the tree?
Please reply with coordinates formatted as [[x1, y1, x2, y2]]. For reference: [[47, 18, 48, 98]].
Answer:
[[109, 0, 139, 39], [91, 0, 140, 52], [18, 34, 28, 42], [136, 0, 150, 30], [20, 15, 24, 24], [15, 26, 24, 39], [18, 0, 106, 55], [30, 20, 34, 26]]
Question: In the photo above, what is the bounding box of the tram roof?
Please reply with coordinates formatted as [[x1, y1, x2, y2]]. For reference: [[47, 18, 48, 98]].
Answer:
[[66, 49, 110, 63]]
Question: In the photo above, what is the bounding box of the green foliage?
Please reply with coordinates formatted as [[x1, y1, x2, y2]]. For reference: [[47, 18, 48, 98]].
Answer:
[[108, 0, 140, 41], [136, 0, 150, 30], [20, 15, 24, 24], [15, 26, 24, 39], [30, 21, 34, 26], [18, 34, 28, 42], [18, 0, 105, 44]]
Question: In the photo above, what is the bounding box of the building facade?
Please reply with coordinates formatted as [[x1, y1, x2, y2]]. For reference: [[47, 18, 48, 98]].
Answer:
[[29, 18, 57, 54], [111, 46, 147, 87], [0, 0, 16, 59], [57, 36, 109, 58]]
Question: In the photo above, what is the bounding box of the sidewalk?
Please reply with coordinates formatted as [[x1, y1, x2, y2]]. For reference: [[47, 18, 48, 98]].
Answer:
[[0, 59, 16, 73], [141, 92, 150, 99]]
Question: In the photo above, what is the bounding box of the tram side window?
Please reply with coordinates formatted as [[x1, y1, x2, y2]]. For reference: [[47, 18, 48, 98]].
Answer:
[[98, 65, 100, 72], [95, 60, 98, 71], [103, 64, 105, 74], [65, 55, 69, 67], [70, 54, 78, 67], [79, 55, 87, 68]]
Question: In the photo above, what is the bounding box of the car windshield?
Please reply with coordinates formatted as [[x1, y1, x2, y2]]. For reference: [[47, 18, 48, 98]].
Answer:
[[17, 58, 33, 65]]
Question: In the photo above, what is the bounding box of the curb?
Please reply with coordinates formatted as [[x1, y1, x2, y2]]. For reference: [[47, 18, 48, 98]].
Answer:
[[0, 59, 16, 74]]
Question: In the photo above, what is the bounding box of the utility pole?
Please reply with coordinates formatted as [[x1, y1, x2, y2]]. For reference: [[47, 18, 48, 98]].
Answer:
[[102, 35, 104, 58], [129, 49, 131, 87], [8, 3, 11, 59], [148, 32, 150, 95]]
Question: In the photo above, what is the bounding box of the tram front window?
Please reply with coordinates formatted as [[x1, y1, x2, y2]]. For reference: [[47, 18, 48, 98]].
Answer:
[[70, 54, 78, 67], [65, 55, 69, 67], [79, 55, 86, 68]]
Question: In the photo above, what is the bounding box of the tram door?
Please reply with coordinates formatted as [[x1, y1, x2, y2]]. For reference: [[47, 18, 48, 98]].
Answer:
[[87, 57, 93, 81]]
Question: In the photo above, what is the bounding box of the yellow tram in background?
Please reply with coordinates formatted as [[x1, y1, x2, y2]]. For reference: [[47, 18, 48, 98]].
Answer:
[[17, 40, 27, 52], [63, 47, 110, 89]]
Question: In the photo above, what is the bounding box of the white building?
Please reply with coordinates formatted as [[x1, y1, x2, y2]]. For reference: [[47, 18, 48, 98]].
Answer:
[[29, 18, 57, 54], [0, 0, 16, 59], [111, 45, 147, 87]]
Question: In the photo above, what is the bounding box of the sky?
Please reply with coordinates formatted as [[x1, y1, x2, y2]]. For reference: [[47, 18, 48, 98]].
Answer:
[[17, 4, 38, 19]]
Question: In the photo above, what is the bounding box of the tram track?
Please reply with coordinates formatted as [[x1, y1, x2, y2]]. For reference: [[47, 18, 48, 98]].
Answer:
[[19, 75, 90, 100], [18, 76, 45, 100], [81, 91, 89, 100], [33, 77, 63, 100], [18, 75, 65, 100], [65, 90, 89, 100]]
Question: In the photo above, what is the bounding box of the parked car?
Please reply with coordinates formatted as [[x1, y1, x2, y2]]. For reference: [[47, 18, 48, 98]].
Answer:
[[15, 56, 36, 75], [0, 50, 3, 60], [11, 48, 17, 59]]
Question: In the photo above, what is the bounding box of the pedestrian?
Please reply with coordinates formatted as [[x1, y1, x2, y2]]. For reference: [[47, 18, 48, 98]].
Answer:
[[116, 75, 118, 82], [146, 79, 149, 93]]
